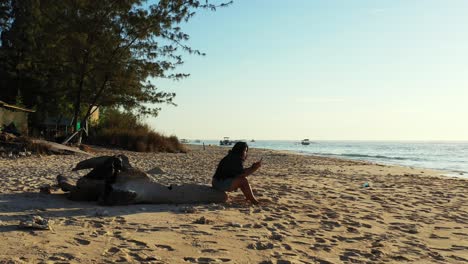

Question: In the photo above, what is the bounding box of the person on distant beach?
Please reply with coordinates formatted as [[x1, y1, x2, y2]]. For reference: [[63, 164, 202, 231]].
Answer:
[[212, 142, 262, 205]]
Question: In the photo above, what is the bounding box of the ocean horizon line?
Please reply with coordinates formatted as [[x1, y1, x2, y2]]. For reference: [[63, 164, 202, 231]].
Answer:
[[187, 139, 468, 143]]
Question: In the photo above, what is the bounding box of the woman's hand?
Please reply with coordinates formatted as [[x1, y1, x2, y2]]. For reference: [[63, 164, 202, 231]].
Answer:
[[251, 160, 262, 170], [241, 159, 263, 178]]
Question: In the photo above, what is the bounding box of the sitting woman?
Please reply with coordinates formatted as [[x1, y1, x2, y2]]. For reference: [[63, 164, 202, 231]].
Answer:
[[212, 142, 262, 205]]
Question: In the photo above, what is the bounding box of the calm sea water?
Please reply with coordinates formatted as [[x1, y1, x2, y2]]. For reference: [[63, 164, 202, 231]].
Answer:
[[192, 140, 468, 177]]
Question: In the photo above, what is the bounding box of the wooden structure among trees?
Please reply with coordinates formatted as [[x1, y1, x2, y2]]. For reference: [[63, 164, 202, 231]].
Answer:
[[0, 100, 35, 136]]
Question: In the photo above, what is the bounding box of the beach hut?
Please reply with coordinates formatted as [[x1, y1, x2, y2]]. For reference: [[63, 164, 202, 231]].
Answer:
[[0, 100, 35, 136], [37, 106, 100, 142]]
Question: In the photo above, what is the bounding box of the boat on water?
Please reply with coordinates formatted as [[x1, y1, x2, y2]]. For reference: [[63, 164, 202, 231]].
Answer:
[[301, 139, 310, 145], [250, 139, 255, 142], [180, 139, 190, 144], [220, 137, 233, 146]]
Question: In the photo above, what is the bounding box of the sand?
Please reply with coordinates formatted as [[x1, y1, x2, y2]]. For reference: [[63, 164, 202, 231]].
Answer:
[[0, 144, 467, 263]]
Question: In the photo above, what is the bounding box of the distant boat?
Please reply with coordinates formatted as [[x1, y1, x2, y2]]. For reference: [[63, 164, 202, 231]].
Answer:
[[250, 139, 255, 142], [194, 139, 201, 143], [301, 139, 310, 145], [180, 139, 190, 144], [220, 137, 233, 146]]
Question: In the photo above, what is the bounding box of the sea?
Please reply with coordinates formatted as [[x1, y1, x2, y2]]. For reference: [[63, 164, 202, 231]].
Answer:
[[191, 140, 468, 178]]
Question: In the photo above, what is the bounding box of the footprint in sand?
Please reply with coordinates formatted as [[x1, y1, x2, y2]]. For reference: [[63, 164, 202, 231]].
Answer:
[[90, 220, 105, 228], [200, 248, 229, 253], [201, 240, 218, 245], [90, 229, 109, 237], [291, 240, 308, 246], [315, 237, 326, 243], [247, 241, 274, 250], [339, 248, 376, 262], [74, 237, 91, 245], [320, 220, 341, 231], [310, 243, 332, 252], [273, 223, 287, 230], [361, 223, 372, 228], [269, 232, 284, 241], [48, 253, 76, 261], [333, 234, 373, 243], [389, 222, 418, 234], [346, 227, 360, 234], [114, 216, 127, 224], [106, 247, 121, 254], [429, 233, 449, 239], [306, 213, 321, 219], [449, 255, 468, 262], [182, 229, 212, 236], [63, 217, 79, 226], [282, 243, 293, 250], [434, 226, 452, 230], [451, 245, 468, 251], [127, 239, 148, 248], [183, 256, 231, 263], [128, 252, 159, 262], [155, 244, 175, 251], [307, 256, 334, 264]]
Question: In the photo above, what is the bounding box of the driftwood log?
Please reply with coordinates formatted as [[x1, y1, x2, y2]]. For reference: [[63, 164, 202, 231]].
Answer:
[[58, 155, 227, 205]]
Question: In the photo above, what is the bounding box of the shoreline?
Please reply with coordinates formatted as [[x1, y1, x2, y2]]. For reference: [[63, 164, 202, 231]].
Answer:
[[299, 152, 467, 179], [207, 143, 466, 180], [201, 141, 467, 179], [0, 145, 467, 263]]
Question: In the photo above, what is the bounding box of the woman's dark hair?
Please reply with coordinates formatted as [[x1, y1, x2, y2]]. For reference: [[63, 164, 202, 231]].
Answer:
[[229, 142, 248, 157]]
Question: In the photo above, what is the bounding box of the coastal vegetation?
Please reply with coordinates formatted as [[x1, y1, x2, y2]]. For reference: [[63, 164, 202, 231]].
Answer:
[[0, 0, 230, 152], [89, 108, 186, 153]]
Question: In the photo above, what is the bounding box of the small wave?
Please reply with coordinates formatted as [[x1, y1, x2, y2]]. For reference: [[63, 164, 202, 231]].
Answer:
[[341, 153, 409, 160], [312, 152, 414, 161]]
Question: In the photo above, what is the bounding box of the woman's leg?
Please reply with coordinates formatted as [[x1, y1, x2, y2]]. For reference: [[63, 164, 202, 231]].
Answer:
[[228, 176, 259, 204]]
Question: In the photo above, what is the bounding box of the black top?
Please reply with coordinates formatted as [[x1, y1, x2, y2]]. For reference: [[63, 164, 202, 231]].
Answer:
[[213, 154, 245, 180]]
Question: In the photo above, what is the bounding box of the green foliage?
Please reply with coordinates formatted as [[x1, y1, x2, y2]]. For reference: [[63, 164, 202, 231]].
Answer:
[[0, 0, 231, 131], [97, 108, 140, 130]]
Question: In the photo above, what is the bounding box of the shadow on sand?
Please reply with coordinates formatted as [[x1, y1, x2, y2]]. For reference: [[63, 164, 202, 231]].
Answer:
[[0, 192, 207, 233]]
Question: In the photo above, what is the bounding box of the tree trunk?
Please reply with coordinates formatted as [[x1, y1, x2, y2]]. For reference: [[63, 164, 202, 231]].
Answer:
[[72, 52, 89, 136], [72, 77, 83, 134], [81, 75, 108, 126]]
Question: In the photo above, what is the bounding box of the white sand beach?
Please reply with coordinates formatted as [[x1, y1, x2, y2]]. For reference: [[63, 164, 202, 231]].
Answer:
[[0, 145, 467, 263]]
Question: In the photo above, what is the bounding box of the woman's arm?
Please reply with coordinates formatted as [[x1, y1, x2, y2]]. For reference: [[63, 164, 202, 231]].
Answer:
[[239, 161, 262, 178]]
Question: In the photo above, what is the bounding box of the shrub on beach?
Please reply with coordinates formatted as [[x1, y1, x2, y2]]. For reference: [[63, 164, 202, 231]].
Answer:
[[92, 127, 186, 153], [88, 109, 186, 153]]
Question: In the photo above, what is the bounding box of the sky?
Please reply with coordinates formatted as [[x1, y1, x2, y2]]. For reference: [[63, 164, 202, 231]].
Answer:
[[146, 0, 468, 141]]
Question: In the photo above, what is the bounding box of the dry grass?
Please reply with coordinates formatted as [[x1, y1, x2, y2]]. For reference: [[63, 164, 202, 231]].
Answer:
[[87, 108, 187, 153], [90, 126, 187, 153], [79, 144, 95, 153], [25, 139, 55, 154]]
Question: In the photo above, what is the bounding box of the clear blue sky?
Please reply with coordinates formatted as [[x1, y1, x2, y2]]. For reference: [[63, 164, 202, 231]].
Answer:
[[146, 0, 468, 141]]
